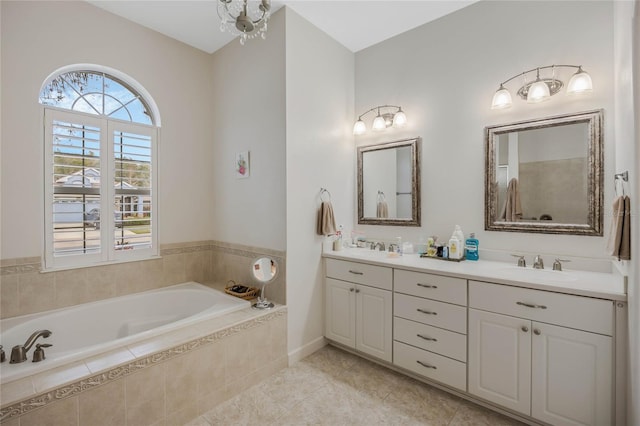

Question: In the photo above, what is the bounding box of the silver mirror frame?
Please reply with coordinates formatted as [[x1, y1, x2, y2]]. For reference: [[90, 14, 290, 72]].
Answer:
[[484, 109, 603, 236], [357, 137, 421, 226]]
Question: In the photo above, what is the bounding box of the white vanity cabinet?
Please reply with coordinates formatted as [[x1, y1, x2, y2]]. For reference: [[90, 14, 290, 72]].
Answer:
[[468, 280, 614, 426], [392, 270, 468, 391], [325, 258, 393, 362]]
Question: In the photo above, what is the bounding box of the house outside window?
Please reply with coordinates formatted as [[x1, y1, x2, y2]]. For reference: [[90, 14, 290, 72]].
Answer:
[[39, 67, 159, 269]]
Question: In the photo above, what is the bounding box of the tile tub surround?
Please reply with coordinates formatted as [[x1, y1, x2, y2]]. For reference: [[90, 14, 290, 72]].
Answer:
[[0, 306, 288, 424], [0, 240, 286, 319]]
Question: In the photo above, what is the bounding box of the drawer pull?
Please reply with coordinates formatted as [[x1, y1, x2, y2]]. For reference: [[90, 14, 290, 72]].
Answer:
[[348, 270, 364, 275], [417, 308, 437, 315], [517, 301, 547, 309], [417, 334, 437, 342], [417, 283, 438, 289], [416, 360, 437, 369]]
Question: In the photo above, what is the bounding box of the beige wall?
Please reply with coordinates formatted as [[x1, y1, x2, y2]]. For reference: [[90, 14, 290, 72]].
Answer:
[[0, 1, 214, 258], [354, 0, 615, 261], [284, 8, 355, 360], [209, 10, 287, 251]]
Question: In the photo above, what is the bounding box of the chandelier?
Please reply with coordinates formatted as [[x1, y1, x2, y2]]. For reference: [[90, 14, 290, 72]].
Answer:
[[217, 0, 271, 45], [491, 64, 593, 109]]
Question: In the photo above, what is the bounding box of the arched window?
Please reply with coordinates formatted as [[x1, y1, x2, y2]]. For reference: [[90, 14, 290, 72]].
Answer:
[[39, 67, 159, 269]]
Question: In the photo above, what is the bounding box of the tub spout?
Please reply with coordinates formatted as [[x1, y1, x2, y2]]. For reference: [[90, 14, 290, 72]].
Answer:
[[10, 330, 52, 364]]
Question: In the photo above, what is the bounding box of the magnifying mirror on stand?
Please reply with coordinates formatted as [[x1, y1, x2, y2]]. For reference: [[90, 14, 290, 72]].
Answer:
[[251, 256, 278, 309]]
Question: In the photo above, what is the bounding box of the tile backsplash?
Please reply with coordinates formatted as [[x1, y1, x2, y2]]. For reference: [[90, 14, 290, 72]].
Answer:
[[0, 240, 286, 319]]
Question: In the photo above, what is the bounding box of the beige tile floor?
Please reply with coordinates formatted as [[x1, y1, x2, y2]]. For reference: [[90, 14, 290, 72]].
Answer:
[[186, 345, 527, 426]]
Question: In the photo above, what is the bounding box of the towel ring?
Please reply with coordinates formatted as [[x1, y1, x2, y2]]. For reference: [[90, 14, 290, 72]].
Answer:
[[320, 188, 331, 202], [377, 190, 386, 201], [614, 171, 628, 196]]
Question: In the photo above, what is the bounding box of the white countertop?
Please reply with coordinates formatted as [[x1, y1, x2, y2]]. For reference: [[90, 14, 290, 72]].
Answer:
[[323, 248, 627, 301]]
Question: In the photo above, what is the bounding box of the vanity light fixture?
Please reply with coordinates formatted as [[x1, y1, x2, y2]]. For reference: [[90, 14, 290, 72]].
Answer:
[[353, 105, 407, 135], [491, 65, 593, 109], [217, 0, 271, 45]]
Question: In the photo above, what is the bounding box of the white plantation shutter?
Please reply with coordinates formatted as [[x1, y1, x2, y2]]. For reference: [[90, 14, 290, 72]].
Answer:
[[44, 108, 157, 269]]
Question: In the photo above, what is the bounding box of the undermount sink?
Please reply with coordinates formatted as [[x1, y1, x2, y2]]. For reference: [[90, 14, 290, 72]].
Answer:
[[496, 266, 578, 283]]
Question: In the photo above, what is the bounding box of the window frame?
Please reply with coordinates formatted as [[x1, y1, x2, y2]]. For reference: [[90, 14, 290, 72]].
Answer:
[[43, 106, 159, 270]]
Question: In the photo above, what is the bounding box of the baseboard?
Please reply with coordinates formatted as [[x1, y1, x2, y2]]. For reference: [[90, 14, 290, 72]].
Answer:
[[288, 336, 327, 364]]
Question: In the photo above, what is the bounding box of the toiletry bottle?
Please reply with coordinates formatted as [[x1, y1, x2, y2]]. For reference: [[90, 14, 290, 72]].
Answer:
[[465, 233, 479, 261], [396, 236, 403, 256], [448, 236, 461, 260], [454, 225, 465, 248]]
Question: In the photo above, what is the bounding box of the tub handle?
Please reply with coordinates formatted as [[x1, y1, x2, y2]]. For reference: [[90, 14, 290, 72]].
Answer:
[[33, 343, 52, 363]]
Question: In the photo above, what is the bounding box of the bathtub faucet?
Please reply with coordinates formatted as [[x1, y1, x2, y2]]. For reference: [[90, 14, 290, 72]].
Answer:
[[10, 330, 52, 364]]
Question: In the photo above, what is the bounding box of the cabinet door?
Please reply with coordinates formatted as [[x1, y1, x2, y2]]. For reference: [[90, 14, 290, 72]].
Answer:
[[531, 322, 612, 426], [325, 278, 356, 348], [468, 309, 531, 415], [356, 285, 392, 362]]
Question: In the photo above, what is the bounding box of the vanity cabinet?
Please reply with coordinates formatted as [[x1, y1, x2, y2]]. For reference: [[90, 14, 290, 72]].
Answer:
[[468, 280, 613, 426], [325, 259, 393, 362], [392, 270, 468, 391]]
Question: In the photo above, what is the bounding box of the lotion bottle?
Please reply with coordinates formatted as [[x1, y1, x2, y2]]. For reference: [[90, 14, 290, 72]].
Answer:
[[448, 236, 462, 260]]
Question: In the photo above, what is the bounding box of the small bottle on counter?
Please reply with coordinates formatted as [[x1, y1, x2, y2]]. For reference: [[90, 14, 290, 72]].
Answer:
[[465, 233, 479, 261]]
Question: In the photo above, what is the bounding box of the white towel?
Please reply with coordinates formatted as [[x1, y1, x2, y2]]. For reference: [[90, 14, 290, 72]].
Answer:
[[376, 200, 389, 218]]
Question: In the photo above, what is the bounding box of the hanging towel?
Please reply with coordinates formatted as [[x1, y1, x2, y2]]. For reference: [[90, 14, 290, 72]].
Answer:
[[316, 201, 337, 236], [608, 195, 631, 260], [376, 200, 389, 218], [500, 178, 523, 222]]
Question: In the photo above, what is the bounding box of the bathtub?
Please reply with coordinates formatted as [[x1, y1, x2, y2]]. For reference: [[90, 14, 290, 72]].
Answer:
[[0, 282, 250, 383]]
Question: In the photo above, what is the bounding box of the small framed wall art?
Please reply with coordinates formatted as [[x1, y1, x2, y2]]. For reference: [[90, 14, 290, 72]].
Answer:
[[235, 151, 250, 179]]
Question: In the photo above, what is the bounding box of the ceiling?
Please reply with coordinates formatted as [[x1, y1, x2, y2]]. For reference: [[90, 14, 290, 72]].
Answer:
[[88, 1, 478, 54]]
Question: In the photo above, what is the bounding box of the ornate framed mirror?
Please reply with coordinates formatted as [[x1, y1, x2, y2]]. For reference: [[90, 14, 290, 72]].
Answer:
[[358, 137, 421, 226], [485, 110, 603, 235]]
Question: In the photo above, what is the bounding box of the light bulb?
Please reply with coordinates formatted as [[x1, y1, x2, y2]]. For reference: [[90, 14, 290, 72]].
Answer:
[[567, 67, 593, 94], [353, 119, 366, 135], [491, 85, 512, 109], [527, 80, 551, 103], [372, 115, 386, 131], [393, 109, 407, 127]]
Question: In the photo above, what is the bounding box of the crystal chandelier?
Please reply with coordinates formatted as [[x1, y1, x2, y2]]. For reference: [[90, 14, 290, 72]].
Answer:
[[217, 0, 271, 45]]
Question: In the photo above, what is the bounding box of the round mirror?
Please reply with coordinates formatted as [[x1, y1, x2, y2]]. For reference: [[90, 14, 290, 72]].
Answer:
[[251, 256, 278, 283], [251, 257, 278, 309]]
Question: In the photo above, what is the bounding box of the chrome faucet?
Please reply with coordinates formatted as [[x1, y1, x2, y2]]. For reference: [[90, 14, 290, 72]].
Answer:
[[374, 242, 386, 251], [533, 255, 544, 269], [10, 330, 52, 364]]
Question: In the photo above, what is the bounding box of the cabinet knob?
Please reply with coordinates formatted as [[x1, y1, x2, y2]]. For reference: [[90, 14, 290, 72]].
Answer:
[[533, 329, 541, 335], [521, 326, 529, 332], [355, 289, 360, 293], [349, 288, 355, 292]]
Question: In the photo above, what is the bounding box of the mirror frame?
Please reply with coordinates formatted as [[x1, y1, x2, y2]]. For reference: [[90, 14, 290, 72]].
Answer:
[[484, 109, 603, 236], [358, 137, 421, 226]]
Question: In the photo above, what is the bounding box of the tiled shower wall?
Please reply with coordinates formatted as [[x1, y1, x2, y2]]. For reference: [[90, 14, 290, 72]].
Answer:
[[0, 241, 286, 320]]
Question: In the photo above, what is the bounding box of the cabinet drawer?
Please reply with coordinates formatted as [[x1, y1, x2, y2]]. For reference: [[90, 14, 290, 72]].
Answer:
[[394, 317, 466, 362], [394, 293, 467, 334], [394, 269, 467, 305], [394, 341, 466, 391], [469, 281, 613, 335], [326, 259, 392, 290]]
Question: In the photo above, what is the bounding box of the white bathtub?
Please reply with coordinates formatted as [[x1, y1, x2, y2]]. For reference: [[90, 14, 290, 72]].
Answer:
[[0, 282, 250, 383]]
